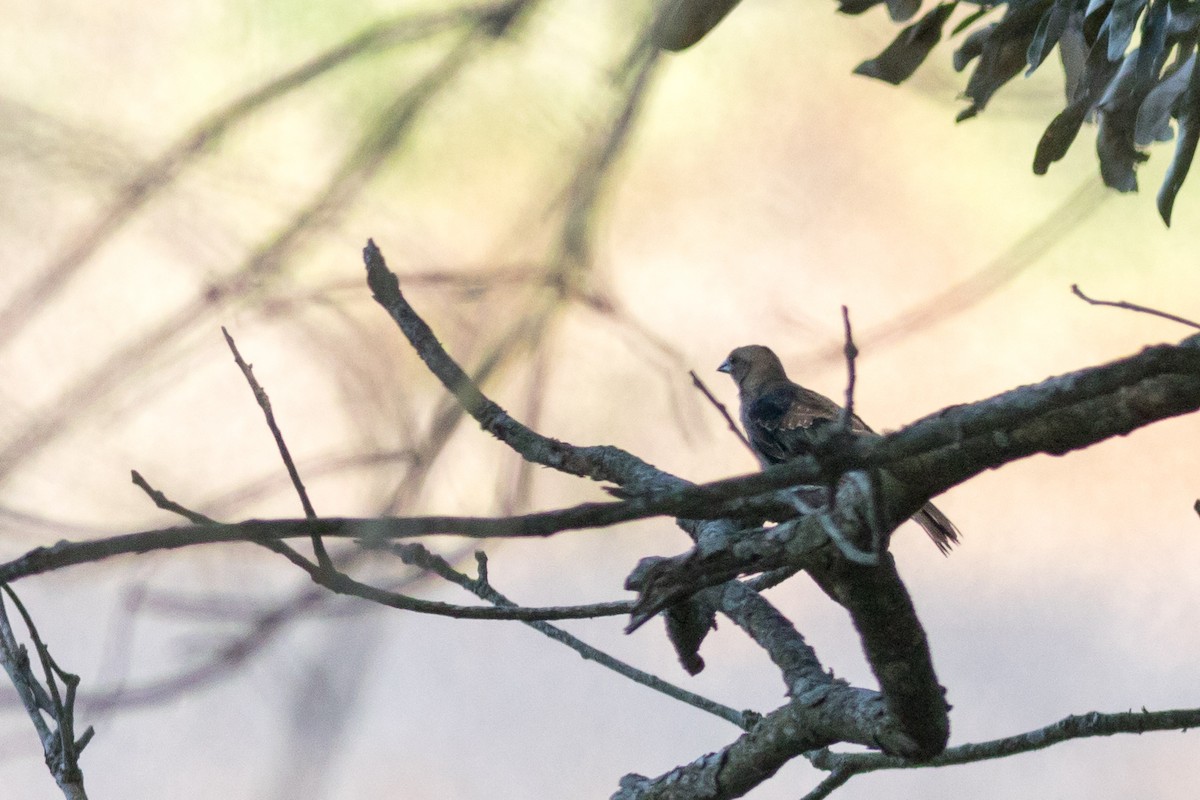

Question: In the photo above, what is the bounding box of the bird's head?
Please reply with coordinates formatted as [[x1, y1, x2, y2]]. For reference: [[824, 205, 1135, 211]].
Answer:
[[718, 344, 788, 392]]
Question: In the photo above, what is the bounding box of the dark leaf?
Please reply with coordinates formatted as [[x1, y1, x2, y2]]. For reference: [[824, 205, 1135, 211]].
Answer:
[[1077, 19, 1127, 100], [1137, 53, 1195, 145], [886, 0, 925, 23], [1165, 5, 1200, 42], [1060, 10, 1089, 99], [952, 4, 996, 36], [1035, 104, 1091, 172], [652, 0, 744, 51], [1094, 0, 1170, 190], [1084, 0, 1114, 43], [838, 0, 887, 15], [1159, 45, 1200, 225], [1035, 19, 1124, 173], [855, 2, 958, 84], [1096, 127, 1150, 191], [1134, 0, 1170, 77], [1108, 0, 1149, 60], [957, 0, 1053, 119], [1094, 56, 1150, 189], [1027, 1, 1072, 75], [1097, 91, 1151, 190], [953, 21, 996, 72]]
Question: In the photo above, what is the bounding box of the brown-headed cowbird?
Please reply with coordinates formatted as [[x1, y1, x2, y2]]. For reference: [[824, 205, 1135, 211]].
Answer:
[[719, 344, 959, 554]]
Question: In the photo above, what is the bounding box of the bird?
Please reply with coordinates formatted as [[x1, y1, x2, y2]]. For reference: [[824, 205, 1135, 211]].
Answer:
[[718, 344, 959, 554]]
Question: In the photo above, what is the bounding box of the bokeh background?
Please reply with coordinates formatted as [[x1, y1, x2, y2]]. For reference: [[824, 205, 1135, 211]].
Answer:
[[2, 1, 1199, 797]]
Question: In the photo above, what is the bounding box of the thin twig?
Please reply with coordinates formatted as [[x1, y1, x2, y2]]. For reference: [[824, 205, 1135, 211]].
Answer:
[[132, 470, 313, 566], [384, 543, 749, 728], [129, 477, 675, 729], [839, 305, 859, 431], [131, 470, 213, 525], [221, 327, 332, 569], [1072, 284, 1200, 330], [0, 595, 55, 726], [128, 473, 630, 623], [808, 705, 1200, 775], [303, 538, 633, 621], [689, 370, 755, 454], [799, 767, 854, 800]]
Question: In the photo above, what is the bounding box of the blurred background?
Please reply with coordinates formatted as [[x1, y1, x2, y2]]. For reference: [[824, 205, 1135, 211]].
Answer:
[[2, 1, 1199, 797]]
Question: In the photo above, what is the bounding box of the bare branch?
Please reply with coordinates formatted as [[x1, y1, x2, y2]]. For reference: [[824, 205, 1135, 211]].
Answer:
[[3, 240, 1197, 800], [0, 587, 91, 799], [131, 470, 212, 525], [132, 470, 317, 571], [799, 769, 854, 800], [364, 238, 686, 493], [133, 467, 738, 727], [838, 305, 859, 431], [1072, 284, 1200, 330], [282, 536, 633, 622], [126, 472, 633, 623], [689, 369, 755, 455], [381, 543, 748, 728], [221, 327, 331, 568], [807, 705, 1200, 779], [613, 678, 924, 800], [710, 581, 826, 695]]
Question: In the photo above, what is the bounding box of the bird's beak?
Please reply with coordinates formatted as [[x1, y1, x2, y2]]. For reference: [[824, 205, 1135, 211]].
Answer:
[[717, 357, 732, 374]]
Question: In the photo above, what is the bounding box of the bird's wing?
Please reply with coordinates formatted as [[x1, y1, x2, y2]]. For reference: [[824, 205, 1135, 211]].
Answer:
[[745, 382, 877, 465], [744, 383, 825, 464]]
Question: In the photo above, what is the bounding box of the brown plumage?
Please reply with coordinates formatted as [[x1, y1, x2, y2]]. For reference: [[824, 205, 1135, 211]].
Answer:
[[718, 344, 959, 555]]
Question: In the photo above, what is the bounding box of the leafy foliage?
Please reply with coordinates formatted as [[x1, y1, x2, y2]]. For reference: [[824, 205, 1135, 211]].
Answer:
[[656, 0, 1200, 224], [851, 0, 1200, 225]]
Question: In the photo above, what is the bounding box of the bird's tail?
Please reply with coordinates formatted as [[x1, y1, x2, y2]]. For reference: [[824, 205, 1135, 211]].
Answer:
[[913, 502, 960, 556]]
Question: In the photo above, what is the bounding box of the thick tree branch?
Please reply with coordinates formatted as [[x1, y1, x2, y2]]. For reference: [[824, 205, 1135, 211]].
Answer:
[[804, 551, 948, 759], [612, 681, 922, 800], [364, 238, 686, 494]]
